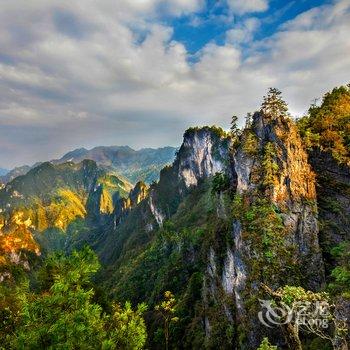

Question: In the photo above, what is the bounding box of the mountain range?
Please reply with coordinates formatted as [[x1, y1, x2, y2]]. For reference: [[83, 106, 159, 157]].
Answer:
[[1, 146, 177, 185], [0, 85, 349, 349]]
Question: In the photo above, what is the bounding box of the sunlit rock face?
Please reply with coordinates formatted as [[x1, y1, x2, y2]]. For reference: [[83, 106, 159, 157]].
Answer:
[[199, 113, 325, 348], [113, 181, 149, 225], [229, 112, 324, 347], [234, 112, 323, 287]]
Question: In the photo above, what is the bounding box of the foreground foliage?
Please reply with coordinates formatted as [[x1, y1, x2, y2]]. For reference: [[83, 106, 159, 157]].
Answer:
[[0, 247, 147, 350]]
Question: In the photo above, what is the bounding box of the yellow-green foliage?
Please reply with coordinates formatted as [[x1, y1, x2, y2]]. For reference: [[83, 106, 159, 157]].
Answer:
[[297, 84, 350, 164], [99, 188, 114, 214], [232, 195, 297, 284], [242, 130, 259, 156], [2, 247, 148, 350], [98, 174, 132, 199], [262, 142, 279, 188], [184, 125, 229, 139], [278, 285, 329, 305], [257, 338, 277, 350], [30, 189, 86, 231]]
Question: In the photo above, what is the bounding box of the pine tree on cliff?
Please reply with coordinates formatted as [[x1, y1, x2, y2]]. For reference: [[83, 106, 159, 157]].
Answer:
[[245, 112, 252, 128], [261, 88, 288, 119], [230, 115, 239, 136]]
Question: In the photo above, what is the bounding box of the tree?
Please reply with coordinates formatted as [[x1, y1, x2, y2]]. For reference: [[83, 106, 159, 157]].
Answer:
[[261, 142, 279, 190], [257, 337, 277, 350], [13, 247, 106, 349], [297, 84, 350, 164], [245, 112, 253, 128], [211, 172, 230, 194], [155, 291, 178, 350], [329, 241, 350, 298], [5, 247, 148, 350], [230, 115, 240, 136], [103, 302, 148, 350], [261, 88, 288, 120]]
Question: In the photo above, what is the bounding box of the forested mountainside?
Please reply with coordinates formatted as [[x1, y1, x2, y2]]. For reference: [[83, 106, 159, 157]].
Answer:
[[0, 85, 349, 350], [1, 146, 177, 185]]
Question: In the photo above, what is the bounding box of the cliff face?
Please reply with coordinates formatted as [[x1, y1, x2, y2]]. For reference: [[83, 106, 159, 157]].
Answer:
[[114, 181, 148, 225], [201, 114, 324, 348], [308, 150, 350, 270], [146, 127, 231, 227], [234, 112, 323, 287], [177, 128, 230, 188], [79, 121, 327, 348]]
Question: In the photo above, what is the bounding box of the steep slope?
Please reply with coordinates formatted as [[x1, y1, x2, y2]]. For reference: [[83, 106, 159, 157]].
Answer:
[[67, 126, 230, 263], [224, 112, 324, 347], [297, 85, 350, 276], [308, 151, 350, 272], [0, 160, 132, 273]]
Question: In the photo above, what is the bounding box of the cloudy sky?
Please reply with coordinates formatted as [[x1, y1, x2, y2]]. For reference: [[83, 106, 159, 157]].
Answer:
[[0, 0, 349, 168]]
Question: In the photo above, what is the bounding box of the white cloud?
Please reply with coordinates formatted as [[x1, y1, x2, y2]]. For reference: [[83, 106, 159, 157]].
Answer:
[[226, 17, 260, 44], [0, 0, 349, 167], [227, 0, 268, 15]]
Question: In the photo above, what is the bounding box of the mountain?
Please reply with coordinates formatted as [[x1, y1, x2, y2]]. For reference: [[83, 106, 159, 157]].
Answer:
[[53, 145, 177, 184], [0, 85, 349, 349], [0, 160, 133, 267], [1, 165, 32, 184], [63, 87, 348, 348], [75, 117, 324, 348], [0, 168, 8, 177], [0, 146, 177, 186]]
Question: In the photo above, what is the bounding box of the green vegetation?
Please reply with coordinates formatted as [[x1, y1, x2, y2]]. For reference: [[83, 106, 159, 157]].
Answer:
[[262, 284, 348, 350], [242, 129, 259, 155], [262, 142, 279, 189], [232, 195, 295, 283], [98, 174, 133, 200], [211, 172, 230, 194], [0, 87, 349, 349], [328, 241, 350, 299], [155, 291, 179, 350], [184, 125, 229, 139], [261, 87, 289, 120], [297, 84, 350, 164], [0, 247, 147, 350], [257, 338, 277, 350]]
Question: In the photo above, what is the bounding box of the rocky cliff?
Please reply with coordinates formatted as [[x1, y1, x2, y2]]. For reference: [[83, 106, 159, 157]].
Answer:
[[74, 117, 328, 349], [308, 150, 350, 273]]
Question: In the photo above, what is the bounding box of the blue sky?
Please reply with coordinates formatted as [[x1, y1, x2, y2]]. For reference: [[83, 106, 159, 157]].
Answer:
[[170, 0, 330, 54], [0, 0, 349, 168]]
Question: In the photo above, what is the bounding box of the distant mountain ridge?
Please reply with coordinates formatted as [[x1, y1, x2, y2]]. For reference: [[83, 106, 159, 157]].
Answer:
[[1, 145, 177, 185], [0, 168, 9, 177]]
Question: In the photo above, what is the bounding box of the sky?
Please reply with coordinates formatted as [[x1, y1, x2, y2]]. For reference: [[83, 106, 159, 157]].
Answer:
[[0, 0, 349, 168]]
